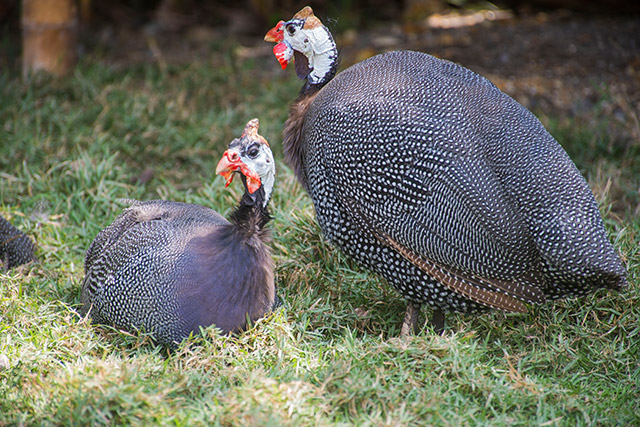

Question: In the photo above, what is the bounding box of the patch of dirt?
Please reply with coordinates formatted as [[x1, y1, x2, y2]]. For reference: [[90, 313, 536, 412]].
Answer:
[[19, 5, 625, 157], [339, 10, 640, 121], [99, 8, 639, 134]]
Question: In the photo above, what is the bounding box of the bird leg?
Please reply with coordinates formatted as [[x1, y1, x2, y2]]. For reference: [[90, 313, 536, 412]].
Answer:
[[400, 302, 422, 336], [430, 309, 445, 334]]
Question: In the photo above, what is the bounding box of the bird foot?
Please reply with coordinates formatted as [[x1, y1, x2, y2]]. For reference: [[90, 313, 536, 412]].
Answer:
[[400, 302, 422, 336], [400, 305, 446, 336]]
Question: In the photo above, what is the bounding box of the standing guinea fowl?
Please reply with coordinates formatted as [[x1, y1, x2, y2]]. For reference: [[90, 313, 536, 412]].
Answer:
[[81, 119, 278, 348], [264, 7, 627, 333]]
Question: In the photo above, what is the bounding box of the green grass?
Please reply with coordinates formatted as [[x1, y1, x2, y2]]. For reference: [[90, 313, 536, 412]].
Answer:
[[1, 38, 638, 426]]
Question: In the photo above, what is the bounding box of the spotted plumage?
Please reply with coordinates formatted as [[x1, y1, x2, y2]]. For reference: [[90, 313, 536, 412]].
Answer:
[[266, 8, 627, 330], [0, 216, 36, 270], [81, 119, 278, 348]]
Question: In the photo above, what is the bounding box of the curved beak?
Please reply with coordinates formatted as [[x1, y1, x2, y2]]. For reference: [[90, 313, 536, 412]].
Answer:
[[264, 20, 285, 42], [216, 149, 242, 187], [215, 149, 262, 194]]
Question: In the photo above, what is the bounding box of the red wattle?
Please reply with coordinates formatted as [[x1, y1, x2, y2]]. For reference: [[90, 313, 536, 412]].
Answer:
[[273, 42, 293, 70]]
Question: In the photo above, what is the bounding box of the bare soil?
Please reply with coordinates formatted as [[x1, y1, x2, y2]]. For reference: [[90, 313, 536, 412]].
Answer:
[[98, 8, 639, 129], [342, 10, 640, 121]]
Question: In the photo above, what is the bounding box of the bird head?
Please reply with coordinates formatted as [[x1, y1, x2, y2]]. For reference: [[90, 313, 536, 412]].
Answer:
[[216, 119, 275, 206], [264, 6, 337, 86]]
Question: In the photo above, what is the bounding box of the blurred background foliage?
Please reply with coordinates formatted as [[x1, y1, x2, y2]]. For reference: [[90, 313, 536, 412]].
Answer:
[[2, 0, 640, 36]]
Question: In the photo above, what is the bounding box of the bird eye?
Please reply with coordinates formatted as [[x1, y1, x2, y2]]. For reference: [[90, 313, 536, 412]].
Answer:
[[286, 23, 296, 36], [247, 145, 260, 159]]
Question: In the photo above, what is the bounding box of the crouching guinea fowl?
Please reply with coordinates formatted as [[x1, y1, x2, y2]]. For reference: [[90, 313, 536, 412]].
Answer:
[[265, 7, 627, 333], [0, 216, 36, 270], [81, 119, 277, 348]]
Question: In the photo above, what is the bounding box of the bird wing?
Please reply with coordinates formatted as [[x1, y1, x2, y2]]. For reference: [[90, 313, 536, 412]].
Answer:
[[378, 228, 529, 313], [338, 191, 539, 312], [83, 200, 228, 290], [85, 200, 228, 267], [310, 91, 546, 309]]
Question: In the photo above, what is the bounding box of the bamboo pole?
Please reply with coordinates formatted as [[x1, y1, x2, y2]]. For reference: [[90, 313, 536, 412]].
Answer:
[[22, 0, 77, 78]]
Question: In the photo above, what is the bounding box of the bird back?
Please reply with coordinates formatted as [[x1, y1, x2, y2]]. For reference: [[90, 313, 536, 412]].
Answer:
[[301, 50, 626, 299]]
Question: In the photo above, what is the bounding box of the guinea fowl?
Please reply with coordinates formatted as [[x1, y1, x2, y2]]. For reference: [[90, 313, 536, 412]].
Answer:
[[0, 216, 36, 270], [81, 119, 277, 348], [264, 7, 627, 333]]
